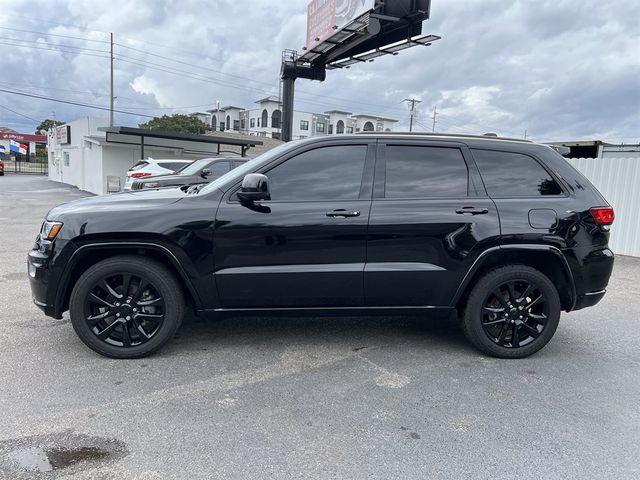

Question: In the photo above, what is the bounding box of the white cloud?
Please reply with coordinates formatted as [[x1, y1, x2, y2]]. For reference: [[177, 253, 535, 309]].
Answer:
[[0, 0, 637, 141]]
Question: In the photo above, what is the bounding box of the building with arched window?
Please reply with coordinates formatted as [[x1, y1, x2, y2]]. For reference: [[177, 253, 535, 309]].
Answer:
[[192, 98, 397, 140]]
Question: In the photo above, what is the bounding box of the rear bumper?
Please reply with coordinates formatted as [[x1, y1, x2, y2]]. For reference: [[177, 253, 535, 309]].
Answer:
[[573, 289, 607, 310], [567, 246, 614, 311]]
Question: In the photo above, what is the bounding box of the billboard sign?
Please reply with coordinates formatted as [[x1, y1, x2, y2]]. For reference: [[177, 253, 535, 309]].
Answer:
[[55, 125, 71, 144], [306, 0, 375, 51]]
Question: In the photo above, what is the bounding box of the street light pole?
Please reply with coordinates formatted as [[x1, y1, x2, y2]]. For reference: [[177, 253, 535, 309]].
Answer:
[[110, 32, 114, 126], [404, 98, 422, 132]]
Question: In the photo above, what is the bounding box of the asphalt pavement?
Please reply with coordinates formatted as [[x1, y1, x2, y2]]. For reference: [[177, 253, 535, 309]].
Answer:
[[0, 174, 638, 479]]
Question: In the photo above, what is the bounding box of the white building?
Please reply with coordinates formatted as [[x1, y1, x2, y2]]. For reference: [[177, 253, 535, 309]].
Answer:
[[47, 117, 256, 195], [192, 97, 397, 140]]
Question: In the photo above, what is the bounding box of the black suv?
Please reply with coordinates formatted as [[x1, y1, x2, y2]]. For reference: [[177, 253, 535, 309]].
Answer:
[[130, 156, 246, 190], [28, 134, 615, 359]]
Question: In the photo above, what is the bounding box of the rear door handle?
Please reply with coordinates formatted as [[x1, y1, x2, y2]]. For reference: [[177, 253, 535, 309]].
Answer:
[[326, 209, 361, 218], [456, 207, 489, 215]]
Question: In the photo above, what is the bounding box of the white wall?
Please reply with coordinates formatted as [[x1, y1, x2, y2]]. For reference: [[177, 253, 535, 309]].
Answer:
[[566, 157, 640, 257]]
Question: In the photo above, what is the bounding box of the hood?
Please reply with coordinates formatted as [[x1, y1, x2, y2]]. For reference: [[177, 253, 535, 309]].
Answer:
[[47, 187, 186, 220]]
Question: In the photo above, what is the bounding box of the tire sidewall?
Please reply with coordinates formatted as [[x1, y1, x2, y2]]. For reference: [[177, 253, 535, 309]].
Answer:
[[463, 266, 561, 359], [70, 257, 183, 358]]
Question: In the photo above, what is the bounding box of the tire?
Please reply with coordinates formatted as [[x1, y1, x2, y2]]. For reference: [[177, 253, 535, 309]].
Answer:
[[461, 265, 561, 359], [69, 255, 184, 359]]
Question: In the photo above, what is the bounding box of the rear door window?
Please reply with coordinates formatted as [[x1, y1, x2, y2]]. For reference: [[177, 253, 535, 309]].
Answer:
[[471, 150, 562, 196], [384, 146, 469, 198]]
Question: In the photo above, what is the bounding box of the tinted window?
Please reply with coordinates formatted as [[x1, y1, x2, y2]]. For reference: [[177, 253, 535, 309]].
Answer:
[[384, 146, 468, 198], [131, 161, 149, 170], [207, 161, 231, 177], [266, 145, 367, 201], [472, 150, 562, 196], [160, 161, 192, 172]]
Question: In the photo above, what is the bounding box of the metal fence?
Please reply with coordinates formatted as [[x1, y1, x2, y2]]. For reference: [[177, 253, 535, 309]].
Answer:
[[2, 156, 48, 175], [566, 157, 640, 257]]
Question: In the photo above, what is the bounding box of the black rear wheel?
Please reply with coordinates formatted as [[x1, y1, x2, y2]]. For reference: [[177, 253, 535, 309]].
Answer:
[[70, 256, 184, 358], [462, 265, 560, 358]]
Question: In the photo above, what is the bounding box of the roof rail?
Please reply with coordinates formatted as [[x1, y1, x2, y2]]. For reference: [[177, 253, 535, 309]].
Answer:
[[355, 131, 533, 143]]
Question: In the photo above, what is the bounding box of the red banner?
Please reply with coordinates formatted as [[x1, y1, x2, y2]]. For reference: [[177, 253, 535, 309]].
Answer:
[[0, 133, 47, 142]]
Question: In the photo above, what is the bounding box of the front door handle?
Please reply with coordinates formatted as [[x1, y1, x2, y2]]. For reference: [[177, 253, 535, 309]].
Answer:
[[326, 209, 361, 218], [456, 206, 489, 215]]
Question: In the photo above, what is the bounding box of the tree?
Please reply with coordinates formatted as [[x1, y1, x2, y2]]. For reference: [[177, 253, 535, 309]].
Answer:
[[35, 119, 64, 134], [139, 114, 206, 134]]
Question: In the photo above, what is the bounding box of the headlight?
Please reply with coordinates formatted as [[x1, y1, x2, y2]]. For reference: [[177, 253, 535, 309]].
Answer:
[[145, 182, 160, 188], [41, 221, 63, 240]]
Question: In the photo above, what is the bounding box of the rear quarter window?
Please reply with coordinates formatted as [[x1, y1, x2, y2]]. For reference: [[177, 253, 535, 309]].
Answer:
[[471, 149, 563, 197], [131, 161, 149, 170], [160, 162, 191, 172]]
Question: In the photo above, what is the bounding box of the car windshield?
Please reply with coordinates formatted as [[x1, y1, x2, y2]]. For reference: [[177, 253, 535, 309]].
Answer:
[[199, 141, 299, 195], [176, 158, 215, 176]]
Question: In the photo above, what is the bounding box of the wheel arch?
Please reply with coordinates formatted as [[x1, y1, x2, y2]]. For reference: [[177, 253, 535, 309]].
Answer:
[[54, 242, 202, 317], [451, 245, 576, 312]]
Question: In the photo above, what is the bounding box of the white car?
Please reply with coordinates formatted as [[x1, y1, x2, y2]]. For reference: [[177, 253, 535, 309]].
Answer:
[[124, 158, 193, 190]]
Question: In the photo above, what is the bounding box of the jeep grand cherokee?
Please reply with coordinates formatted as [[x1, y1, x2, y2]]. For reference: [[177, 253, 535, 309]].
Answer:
[[28, 134, 614, 359]]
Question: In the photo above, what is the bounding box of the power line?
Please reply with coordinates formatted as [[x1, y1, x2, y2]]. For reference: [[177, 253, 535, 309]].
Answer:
[[0, 26, 110, 43], [0, 104, 40, 122], [0, 88, 155, 118], [0, 25, 412, 118], [0, 40, 110, 59], [0, 35, 110, 54]]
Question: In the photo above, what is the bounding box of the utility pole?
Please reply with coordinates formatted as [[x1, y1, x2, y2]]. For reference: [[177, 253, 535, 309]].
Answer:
[[431, 106, 437, 133], [404, 98, 422, 132], [109, 32, 114, 126]]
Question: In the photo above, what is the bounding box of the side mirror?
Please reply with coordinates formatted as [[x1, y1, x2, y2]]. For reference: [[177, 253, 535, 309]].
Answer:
[[237, 173, 270, 203], [201, 168, 212, 178]]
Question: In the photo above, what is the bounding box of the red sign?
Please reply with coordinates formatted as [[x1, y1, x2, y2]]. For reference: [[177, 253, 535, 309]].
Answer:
[[307, 0, 337, 50], [306, 0, 375, 50], [0, 133, 47, 143]]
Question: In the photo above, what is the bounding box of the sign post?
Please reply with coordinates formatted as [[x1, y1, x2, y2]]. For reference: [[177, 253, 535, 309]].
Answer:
[[280, 0, 439, 142]]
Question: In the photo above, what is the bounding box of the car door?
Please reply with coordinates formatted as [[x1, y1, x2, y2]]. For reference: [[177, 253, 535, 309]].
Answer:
[[365, 140, 500, 307], [213, 141, 375, 308]]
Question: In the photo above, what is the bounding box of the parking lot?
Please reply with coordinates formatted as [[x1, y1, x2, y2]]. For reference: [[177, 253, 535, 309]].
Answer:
[[1, 174, 639, 479]]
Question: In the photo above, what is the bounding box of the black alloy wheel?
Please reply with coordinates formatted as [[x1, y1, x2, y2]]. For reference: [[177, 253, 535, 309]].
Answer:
[[480, 280, 549, 349], [85, 273, 166, 348], [70, 256, 184, 358], [462, 265, 561, 358]]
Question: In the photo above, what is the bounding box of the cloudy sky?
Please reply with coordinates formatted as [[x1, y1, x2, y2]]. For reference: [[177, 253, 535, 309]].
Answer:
[[0, 0, 638, 142]]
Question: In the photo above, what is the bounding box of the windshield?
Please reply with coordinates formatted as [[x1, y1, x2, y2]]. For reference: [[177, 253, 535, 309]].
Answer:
[[199, 141, 299, 195], [177, 158, 214, 176]]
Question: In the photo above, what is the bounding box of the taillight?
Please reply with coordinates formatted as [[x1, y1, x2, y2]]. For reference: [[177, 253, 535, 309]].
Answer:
[[131, 172, 152, 178], [590, 207, 615, 226]]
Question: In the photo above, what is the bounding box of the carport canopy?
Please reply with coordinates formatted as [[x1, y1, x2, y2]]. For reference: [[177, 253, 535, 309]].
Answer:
[[99, 126, 263, 158]]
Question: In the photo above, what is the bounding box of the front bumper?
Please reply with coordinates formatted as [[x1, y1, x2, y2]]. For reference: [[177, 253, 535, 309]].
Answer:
[[27, 246, 62, 319]]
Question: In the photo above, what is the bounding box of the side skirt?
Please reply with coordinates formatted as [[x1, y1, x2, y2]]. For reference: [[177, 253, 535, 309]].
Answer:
[[196, 305, 456, 319]]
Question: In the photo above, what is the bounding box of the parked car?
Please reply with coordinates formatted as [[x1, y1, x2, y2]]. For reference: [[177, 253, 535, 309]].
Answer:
[[123, 158, 193, 190], [0, 158, 4, 175], [130, 157, 246, 190], [28, 133, 615, 359]]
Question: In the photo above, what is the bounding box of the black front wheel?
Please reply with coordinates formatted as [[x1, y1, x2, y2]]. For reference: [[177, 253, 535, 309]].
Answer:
[[70, 256, 184, 358], [462, 265, 561, 358]]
